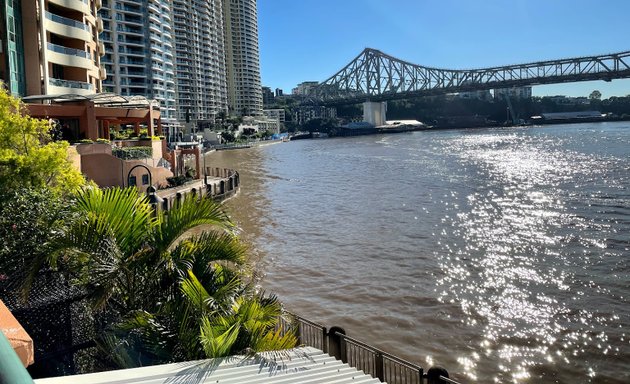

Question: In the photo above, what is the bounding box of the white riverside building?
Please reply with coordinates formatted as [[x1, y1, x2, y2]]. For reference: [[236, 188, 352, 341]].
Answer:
[[98, 0, 262, 136], [223, 0, 263, 116]]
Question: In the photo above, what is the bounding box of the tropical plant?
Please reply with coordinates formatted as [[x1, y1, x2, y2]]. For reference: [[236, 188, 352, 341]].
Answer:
[[31, 187, 295, 368]]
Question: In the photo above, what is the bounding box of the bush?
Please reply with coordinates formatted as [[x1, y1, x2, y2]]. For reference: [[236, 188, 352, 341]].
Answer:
[[112, 146, 152, 160], [96, 138, 110, 144], [0, 188, 69, 291], [166, 175, 188, 187]]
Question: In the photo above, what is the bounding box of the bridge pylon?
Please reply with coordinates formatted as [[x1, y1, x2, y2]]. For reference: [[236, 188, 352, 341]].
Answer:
[[363, 101, 387, 126]]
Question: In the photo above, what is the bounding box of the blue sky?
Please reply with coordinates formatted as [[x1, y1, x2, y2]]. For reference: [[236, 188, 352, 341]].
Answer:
[[258, 0, 630, 98]]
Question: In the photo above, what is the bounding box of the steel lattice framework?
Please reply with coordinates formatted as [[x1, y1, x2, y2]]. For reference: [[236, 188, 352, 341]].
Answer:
[[312, 48, 630, 105]]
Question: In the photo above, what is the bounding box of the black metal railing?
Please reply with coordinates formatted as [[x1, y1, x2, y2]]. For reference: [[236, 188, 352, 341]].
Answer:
[[286, 312, 461, 384]]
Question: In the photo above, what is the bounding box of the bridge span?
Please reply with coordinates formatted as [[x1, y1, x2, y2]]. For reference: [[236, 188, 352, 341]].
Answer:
[[311, 48, 630, 105]]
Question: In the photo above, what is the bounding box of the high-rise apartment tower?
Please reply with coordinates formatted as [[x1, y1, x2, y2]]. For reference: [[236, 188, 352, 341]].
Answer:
[[223, 0, 262, 116], [0, 0, 104, 96]]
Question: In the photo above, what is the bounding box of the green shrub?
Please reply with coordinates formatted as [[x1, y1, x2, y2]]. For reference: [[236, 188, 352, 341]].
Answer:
[[112, 146, 152, 159], [166, 175, 188, 187]]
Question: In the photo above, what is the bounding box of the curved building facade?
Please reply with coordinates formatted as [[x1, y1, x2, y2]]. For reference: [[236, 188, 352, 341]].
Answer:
[[1, 0, 104, 96], [99, 0, 176, 122], [223, 0, 262, 116], [172, 0, 228, 126]]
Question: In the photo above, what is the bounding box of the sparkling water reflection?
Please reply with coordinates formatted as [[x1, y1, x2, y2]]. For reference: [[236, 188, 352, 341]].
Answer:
[[208, 122, 630, 383]]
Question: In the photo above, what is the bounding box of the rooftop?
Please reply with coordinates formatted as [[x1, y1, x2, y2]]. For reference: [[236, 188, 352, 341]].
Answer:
[[34, 347, 382, 384]]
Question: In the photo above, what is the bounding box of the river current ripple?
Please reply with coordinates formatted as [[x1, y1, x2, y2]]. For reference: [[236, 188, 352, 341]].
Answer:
[[208, 122, 630, 383]]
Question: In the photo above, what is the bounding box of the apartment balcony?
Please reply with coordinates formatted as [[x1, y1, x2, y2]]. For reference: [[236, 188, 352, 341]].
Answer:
[[45, 11, 91, 42], [120, 58, 145, 66], [46, 42, 94, 69], [119, 47, 145, 56], [117, 26, 143, 36], [122, 38, 144, 47], [148, 23, 161, 34], [123, 70, 146, 77], [48, 0, 89, 15], [114, 4, 142, 14], [48, 77, 94, 95], [149, 32, 161, 43]]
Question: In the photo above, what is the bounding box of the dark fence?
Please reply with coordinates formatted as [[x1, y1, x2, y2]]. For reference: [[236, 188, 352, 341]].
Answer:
[[285, 312, 460, 384], [1, 271, 97, 378]]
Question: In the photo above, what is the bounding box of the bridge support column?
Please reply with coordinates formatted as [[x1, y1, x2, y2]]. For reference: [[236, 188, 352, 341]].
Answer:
[[363, 101, 387, 126]]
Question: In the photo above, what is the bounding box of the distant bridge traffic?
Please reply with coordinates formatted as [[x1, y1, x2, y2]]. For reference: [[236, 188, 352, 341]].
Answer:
[[311, 48, 630, 105]]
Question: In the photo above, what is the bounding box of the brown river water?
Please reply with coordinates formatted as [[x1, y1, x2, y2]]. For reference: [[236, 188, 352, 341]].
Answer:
[[206, 122, 630, 383]]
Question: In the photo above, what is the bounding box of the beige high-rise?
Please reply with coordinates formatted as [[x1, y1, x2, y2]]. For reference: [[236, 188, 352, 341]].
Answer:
[[1, 0, 104, 96]]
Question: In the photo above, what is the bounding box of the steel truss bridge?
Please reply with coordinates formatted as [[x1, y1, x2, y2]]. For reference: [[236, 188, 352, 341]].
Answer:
[[312, 48, 630, 105]]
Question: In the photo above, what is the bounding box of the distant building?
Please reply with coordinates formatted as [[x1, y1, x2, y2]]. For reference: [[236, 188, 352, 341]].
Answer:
[[275, 88, 284, 97], [263, 109, 286, 125], [238, 115, 280, 135], [494, 86, 532, 100], [457, 90, 492, 101], [294, 106, 336, 125], [262, 87, 275, 106], [545, 95, 590, 105], [292, 81, 319, 96]]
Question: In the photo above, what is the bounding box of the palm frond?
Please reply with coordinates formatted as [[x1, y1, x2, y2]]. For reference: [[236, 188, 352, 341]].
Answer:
[[153, 195, 234, 254], [168, 231, 247, 279], [250, 327, 298, 353], [199, 316, 240, 358], [74, 187, 153, 255], [180, 270, 212, 314]]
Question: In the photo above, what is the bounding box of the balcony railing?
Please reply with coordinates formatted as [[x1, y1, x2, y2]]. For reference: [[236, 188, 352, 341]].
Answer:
[[45, 11, 88, 31], [49, 78, 93, 90], [47, 43, 91, 60]]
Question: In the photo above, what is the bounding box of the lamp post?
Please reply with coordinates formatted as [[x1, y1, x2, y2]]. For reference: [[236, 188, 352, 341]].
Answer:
[[146, 185, 163, 214]]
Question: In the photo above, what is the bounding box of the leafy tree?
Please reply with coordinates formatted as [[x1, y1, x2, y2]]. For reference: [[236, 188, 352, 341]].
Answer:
[[0, 188, 69, 293], [0, 87, 85, 196], [589, 90, 602, 100], [221, 131, 236, 143]]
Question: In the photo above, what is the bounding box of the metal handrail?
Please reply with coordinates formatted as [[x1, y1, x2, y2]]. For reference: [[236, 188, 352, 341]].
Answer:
[[285, 312, 462, 384], [47, 42, 91, 59], [48, 78, 93, 90], [45, 11, 88, 31]]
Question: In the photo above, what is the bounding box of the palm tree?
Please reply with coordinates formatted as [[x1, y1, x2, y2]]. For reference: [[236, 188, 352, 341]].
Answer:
[[30, 187, 295, 368]]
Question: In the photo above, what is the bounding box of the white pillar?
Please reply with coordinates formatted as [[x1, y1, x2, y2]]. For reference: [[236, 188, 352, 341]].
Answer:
[[363, 101, 387, 126]]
